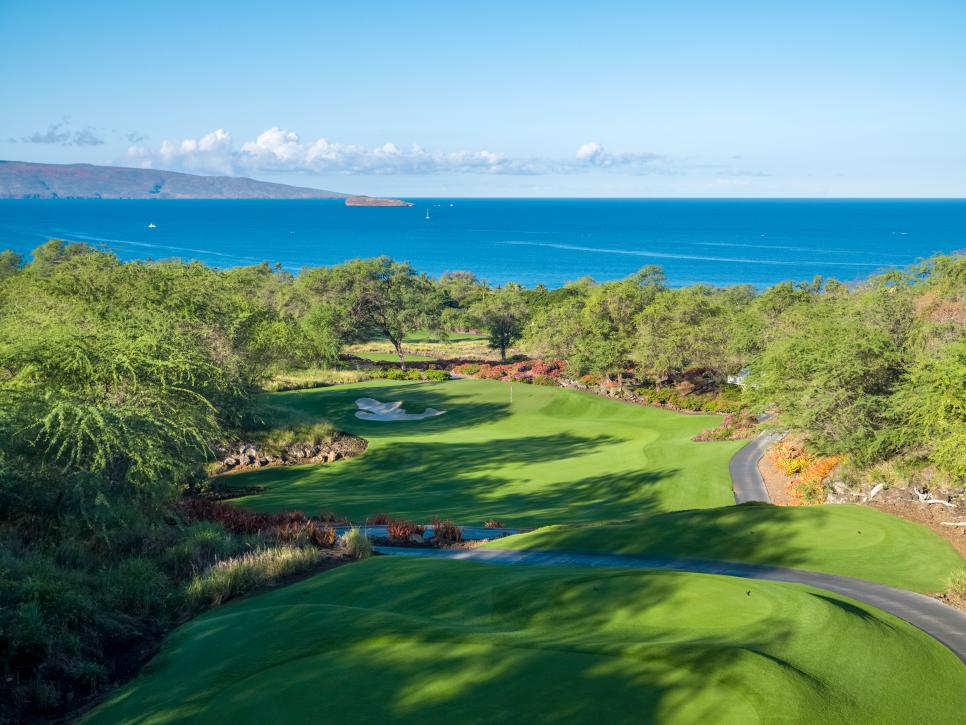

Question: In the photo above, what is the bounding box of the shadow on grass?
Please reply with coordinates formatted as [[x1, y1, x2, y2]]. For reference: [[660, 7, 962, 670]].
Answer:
[[87, 557, 955, 724], [227, 431, 679, 525]]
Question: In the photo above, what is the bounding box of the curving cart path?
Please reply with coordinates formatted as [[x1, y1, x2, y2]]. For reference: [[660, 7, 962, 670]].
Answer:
[[730, 431, 782, 504], [366, 426, 966, 665], [375, 545, 966, 665]]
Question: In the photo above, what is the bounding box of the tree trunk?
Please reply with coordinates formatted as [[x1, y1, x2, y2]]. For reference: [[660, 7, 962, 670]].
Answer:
[[500, 341, 507, 364], [391, 337, 407, 370]]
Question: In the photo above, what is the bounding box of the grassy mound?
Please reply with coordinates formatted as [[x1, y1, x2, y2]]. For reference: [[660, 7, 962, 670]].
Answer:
[[226, 379, 744, 525], [86, 557, 966, 724], [484, 503, 965, 593]]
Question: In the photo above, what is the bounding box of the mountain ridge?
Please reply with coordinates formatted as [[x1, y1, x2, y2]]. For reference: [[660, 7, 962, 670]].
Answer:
[[0, 161, 409, 205]]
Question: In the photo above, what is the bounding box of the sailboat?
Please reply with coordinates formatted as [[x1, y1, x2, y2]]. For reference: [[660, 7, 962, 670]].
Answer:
[[147, 223, 157, 229], [425, 209, 431, 221]]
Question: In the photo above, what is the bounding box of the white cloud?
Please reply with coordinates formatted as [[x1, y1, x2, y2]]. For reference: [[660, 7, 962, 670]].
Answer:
[[125, 129, 664, 176], [575, 140, 661, 168]]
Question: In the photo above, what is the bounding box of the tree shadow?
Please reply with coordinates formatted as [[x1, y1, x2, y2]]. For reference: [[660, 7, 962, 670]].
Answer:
[[227, 432, 677, 526], [89, 557, 960, 724]]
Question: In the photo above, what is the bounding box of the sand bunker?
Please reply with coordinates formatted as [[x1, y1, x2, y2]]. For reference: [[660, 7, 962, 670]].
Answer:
[[355, 397, 446, 422]]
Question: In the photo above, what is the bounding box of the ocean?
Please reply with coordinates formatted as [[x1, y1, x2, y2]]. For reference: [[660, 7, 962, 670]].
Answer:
[[1, 198, 964, 288]]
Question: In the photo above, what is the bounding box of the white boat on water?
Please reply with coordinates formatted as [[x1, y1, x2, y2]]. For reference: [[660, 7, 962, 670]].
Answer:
[[147, 223, 157, 229], [425, 209, 431, 220]]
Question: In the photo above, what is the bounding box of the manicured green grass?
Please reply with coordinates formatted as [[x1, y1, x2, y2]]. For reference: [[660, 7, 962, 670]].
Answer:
[[485, 503, 966, 593], [85, 557, 966, 724], [227, 379, 744, 525]]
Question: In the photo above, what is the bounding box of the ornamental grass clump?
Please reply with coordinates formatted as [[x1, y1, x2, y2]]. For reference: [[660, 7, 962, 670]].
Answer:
[[185, 546, 322, 610], [340, 527, 373, 559]]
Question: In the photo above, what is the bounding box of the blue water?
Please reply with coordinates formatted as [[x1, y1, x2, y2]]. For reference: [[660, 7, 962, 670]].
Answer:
[[1, 199, 965, 288]]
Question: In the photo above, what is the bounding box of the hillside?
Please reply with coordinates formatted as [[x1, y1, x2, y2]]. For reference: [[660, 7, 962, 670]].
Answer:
[[0, 160, 405, 203]]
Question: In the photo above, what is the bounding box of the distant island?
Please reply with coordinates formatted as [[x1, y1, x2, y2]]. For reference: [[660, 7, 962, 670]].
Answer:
[[0, 161, 411, 205], [344, 195, 413, 207]]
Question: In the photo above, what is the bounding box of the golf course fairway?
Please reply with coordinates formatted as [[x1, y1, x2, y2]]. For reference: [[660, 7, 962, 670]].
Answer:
[[228, 379, 745, 524], [86, 557, 966, 724], [484, 503, 965, 593]]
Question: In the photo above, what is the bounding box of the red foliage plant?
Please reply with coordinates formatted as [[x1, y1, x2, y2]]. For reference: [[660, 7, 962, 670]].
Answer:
[[179, 498, 306, 535], [432, 518, 463, 544], [387, 520, 426, 542], [369, 512, 392, 525]]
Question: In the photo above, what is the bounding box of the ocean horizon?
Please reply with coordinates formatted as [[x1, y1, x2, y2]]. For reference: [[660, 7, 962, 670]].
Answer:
[[2, 198, 964, 288]]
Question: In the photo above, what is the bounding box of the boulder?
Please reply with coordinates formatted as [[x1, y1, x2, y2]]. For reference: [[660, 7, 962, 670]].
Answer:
[[223, 457, 238, 468]]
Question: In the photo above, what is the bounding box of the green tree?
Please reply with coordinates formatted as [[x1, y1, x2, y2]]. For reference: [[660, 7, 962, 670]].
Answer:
[[470, 283, 529, 362], [299, 257, 443, 369]]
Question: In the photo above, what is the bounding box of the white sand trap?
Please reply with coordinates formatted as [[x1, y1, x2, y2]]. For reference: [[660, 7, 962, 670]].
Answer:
[[355, 397, 446, 422]]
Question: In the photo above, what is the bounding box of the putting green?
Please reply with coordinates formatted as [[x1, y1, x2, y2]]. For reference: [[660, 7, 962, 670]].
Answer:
[[484, 503, 965, 593], [227, 379, 745, 525], [85, 558, 966, 724]]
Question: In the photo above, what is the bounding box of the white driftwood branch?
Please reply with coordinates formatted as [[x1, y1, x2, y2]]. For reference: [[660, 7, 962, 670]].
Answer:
[[940, 522, 966, 527]]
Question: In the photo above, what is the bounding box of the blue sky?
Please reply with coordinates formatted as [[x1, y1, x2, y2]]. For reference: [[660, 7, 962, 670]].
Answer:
[[2, 0, 965, 197]]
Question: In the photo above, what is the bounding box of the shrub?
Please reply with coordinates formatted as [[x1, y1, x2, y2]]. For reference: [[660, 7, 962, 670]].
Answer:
[[178, 498, 305, 535], [318, 509, 337, 522], [483, 519, 505, 528], [432, 518, 463, 544], [423, 369, 450, 382], [387, 520, 425, 542], [163, 522, 243, 578], [405, 369, 424, 380], [184, 546, 322, 610], [769, 442, 812, 475], [273, 520, 338, 548], [457, 363, 480, 376], [340, 528, 373, 559], [369, 512, 392, 525], [787, 455, 844, 505], [946, 570, 966, 600], [531, 374, 556, 386], [102, 558, 170, 618], [382, 368, 408, 380]]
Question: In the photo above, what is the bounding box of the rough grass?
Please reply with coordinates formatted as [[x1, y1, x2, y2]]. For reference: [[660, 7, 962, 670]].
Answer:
[[225, 379, 745, 525], [86, 557, 966, 724], [263, 367, 375, 392], [484, 503, 966, 593], [184, 546, 322, 610], [239, 400, 335, 455]]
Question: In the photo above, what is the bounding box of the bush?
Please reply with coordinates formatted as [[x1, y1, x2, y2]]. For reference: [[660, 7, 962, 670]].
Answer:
[[787, 455, 843, 505], [184, 546, 322, 610], [483, 519, 505, 528], [382, 368, 408, 380], [531, 374, 556, 386], [163, 523, 244, 579], [946, 570, 966, 599], [423, 369, 450, 381], [457, 363, 480, 375], [273, 520, 337, 548], [102, 558, 171, 618], [340, 528, 373, 559], [369, 512, 392, 524], [387, 520, 425, 542], [769, 442, 811, 475], [431, 518, 463, 544], [405, 369, 424, 380]]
